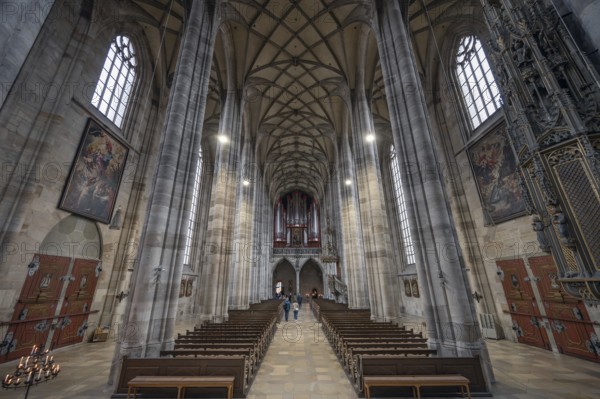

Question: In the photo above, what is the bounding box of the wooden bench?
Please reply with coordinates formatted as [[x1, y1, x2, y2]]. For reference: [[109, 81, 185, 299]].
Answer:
[[127, 375, 234, 399], [356, 356, 489, 398], [363, 375, 470, 399], [115, 356, 248, 398]]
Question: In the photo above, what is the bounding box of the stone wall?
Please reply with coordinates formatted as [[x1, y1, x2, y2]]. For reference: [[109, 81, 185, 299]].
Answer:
[[0, 0, 172, 338]]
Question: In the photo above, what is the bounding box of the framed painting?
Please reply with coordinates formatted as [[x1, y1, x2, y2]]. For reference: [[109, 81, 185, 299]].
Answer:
[[179, 280, 186, 298], [411, 279, 420, 298], [59, 119, 129, 223], [467, 127, 527, 224], [404, 279, 412, 297]]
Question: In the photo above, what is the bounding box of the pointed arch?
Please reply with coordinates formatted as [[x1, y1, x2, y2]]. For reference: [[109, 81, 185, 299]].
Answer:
[[455, 35, 502, 129], [91, 35, 138, 128]]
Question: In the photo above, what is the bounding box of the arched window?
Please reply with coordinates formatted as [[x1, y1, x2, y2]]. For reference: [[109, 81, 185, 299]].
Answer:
[[91, 36, 137, 128], [183, 149, 203, 266], [390, 145, 415, 265], [456, 35, 501, 129]]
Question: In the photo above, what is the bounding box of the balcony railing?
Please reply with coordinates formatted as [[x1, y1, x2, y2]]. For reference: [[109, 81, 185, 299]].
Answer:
[[272, 247, 322, 256]]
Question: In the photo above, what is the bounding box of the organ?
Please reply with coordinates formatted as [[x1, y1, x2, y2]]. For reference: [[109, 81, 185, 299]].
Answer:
[[273, 190, 320, 248]]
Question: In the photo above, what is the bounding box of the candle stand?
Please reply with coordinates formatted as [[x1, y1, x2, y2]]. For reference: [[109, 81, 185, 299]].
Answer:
[[1, 345, 60, 399]]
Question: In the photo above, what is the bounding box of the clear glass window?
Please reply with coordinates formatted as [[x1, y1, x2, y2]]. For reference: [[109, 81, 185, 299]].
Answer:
[[390, 146, 416, 265], [183, 150, 203, 266], [456, 35, 501, 129], [91, 36, 137, 128]]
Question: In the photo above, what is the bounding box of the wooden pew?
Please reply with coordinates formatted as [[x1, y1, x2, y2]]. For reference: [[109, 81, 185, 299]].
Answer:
[[174, 338, 264, 358], [127, 375, 234, 399], [355, 355, 490, 397], [160, 348, 258, 376], [363, 374, 470, 399], [114, 355, 249, 398], [333, 333, 424, 355]]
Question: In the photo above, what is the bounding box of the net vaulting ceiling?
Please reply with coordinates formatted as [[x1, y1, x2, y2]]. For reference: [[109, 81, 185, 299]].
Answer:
[[210, 0, 383, 201], [129, 0, 187, 90], [133, 0, 472, 202]]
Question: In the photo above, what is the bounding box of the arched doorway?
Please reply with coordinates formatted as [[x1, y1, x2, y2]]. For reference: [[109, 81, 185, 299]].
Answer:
[[272, 259, 296, 298], [2, 216, 102, 363], [300, 259, 323, 298]]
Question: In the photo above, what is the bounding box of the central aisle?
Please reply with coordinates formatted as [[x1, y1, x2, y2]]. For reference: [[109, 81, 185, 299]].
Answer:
[[247, 304, 358, 399]]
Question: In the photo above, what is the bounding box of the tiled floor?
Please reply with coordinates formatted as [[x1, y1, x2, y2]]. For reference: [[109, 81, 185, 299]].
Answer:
[[245, 307, 356, 399], [1, 310, 599, 398]]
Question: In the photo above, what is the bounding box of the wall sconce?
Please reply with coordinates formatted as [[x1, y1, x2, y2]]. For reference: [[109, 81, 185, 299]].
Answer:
[[116, 291, 128, 303], [472, 291, 483, 303]]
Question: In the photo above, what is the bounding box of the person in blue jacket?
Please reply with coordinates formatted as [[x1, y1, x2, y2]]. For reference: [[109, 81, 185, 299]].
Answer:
[[283, 296, 291, 321]]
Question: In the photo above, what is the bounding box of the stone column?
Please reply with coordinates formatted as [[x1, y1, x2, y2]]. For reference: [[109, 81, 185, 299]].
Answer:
[[249, 172, 267, 304], [228, 122, 256, 310], [347, 25, 399, 321], [351, 96, 398, 321], [114, 0, 217, 367], [374, 0, 485, 359], [260, 183, 274, 301], [198, 77, 242, 323], [338, 126, 369, 309]]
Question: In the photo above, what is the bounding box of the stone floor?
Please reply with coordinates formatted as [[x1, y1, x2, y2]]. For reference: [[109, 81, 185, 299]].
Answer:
[[0, 308, 599, 398]]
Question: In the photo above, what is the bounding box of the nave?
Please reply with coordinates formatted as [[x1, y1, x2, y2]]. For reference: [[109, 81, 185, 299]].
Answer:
[[1, 304, 599, 399]]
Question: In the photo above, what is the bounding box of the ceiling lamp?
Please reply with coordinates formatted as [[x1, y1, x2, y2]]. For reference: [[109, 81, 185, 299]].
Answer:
[[345, 179, 352, 186], [218, 134, 229, 143], [365, 133, 375, 142]]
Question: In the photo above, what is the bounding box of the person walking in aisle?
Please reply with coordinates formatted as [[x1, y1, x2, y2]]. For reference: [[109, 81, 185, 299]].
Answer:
[[292, 297, 299, 321], [283, 296, 291, 321]]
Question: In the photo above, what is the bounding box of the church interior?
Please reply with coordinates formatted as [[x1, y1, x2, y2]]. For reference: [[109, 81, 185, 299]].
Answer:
[[1, 0, 600, 398]]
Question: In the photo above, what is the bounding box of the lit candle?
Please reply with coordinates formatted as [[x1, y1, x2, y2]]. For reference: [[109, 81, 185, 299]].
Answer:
[[19, 356, 24, 366], [24, 356, 29, 368], [25, 371, 32, 384], [44, 355, 48, 365], [3, 374, 9, 384], [30, 345, 36, 355], [36, 368, 42, 381]]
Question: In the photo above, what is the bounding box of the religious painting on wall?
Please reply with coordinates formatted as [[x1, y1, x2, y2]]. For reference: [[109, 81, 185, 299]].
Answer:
[[185, 280, 193, 297], [59, 119, 129, 224], [411, 279, 420, 298], [404, 279, 412, 297], [467, 127, 527, 224]]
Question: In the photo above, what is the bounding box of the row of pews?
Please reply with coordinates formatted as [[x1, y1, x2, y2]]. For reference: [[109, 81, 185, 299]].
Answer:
[[113, 300, 282, 398], [313, 299, 490, 398], [315, 300, 434, 388], [163, 307, 279, 378]]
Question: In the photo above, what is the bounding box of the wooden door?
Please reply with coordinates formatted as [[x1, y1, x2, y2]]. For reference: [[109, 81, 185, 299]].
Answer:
[[496, 259, 550, 350], [2, 255, 69, 362], [529, 256, 599, 362], [1, 256, 101, 363], [53, 259, 100, 348]]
